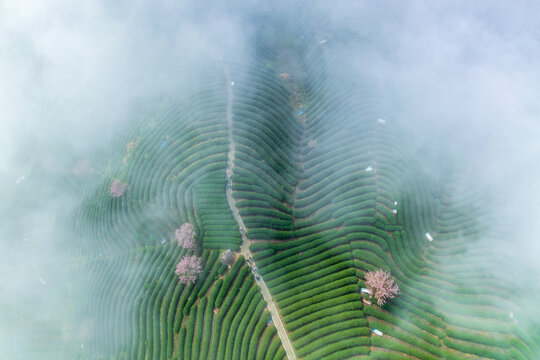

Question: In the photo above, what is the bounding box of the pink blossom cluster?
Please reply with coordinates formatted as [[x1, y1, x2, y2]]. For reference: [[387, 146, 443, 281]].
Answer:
[[365, 269, 399, 306], [110, 180, 128, 197], [175, 223, 196, 250], [175, 255, 202, 285]]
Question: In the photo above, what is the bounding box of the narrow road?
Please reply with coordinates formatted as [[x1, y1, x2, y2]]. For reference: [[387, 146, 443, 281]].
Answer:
[[222, 66, 297, 360]]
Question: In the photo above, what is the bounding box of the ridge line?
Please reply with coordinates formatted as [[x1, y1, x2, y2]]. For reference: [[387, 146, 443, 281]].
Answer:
[[222, 63, 297, 360]]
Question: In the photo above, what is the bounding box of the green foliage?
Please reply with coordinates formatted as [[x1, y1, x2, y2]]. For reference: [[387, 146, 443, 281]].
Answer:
[[443, 337, 507, 360], [69, 16, 536, 360], [215, 257, 245, 308]]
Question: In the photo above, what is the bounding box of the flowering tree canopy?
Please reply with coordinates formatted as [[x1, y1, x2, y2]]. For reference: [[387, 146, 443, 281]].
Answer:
[[175, 255, 202, 285], [365, 269, 399, 306], [220, 249, 234, 266], [110, 180, 128, 197], [175, 223, 196, 250]]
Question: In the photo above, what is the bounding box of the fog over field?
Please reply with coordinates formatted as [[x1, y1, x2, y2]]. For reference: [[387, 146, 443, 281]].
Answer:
[[348, 0, 540, 289], [1, 0, 539, 358]]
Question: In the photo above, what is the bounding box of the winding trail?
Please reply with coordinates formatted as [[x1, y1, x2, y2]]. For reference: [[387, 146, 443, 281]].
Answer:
[[223, 67, 297, 360]]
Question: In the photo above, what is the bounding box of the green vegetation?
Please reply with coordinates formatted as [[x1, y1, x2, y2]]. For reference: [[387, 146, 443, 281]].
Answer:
[[63, 7, 539, 360]]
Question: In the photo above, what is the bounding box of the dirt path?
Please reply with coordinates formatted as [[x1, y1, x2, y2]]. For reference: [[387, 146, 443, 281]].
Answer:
[[223, 66, 297, 360]]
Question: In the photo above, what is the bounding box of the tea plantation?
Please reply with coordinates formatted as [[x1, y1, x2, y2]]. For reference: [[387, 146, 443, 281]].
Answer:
[[62, 6, 540, 360]]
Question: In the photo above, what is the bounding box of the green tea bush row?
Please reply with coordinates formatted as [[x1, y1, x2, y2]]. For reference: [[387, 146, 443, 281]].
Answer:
[[191, 298, 206, 360], [368, 320, 443, 357], [266, 253, 352, 288], [256, 326, 277, 360], [262, 245, 350, 281], [363, 305, 444, 340], [446, 327, 510, 348], [294, 319, 369, 349], [215, 258, 245, 308], [274, 270, 356, 303], [240, 299, 266, 360], [287, 302, 362, 332], [303, 337, 370, 360], [272, 265, 355, 298], [280, 284, 359, 315], [443, 337, 506, 360], [283, 293, 361, 323], [223, 287, 257, 360], [371, 336, 439, 360]]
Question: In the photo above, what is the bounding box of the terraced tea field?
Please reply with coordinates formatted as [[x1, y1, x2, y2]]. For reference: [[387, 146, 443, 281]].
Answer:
[[60, 8, 540, 360]]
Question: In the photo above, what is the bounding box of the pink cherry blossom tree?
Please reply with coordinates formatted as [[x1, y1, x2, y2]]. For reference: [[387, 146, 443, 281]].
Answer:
[[175, 255, 202, 285], [365, 269, 399, 306], [175, 223, 196, 250], [110, 179, 128, 197]]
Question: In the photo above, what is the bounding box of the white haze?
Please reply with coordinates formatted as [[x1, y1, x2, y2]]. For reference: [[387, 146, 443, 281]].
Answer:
[[314, 0, 540, 277], [1, 0, 539, 358], [0, 0, 247, 358], [320, 0, 540, 332], [372, 1, 540, 269]]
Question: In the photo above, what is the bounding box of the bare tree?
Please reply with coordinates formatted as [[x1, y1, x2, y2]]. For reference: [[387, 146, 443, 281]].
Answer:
[[220, 249, 235, 266], [123, 141, 137, 165], [110, 179, 128, 197], [365, 269, 399, 306], [175, 256, 202, 285], [175, 223, 196, 250]]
